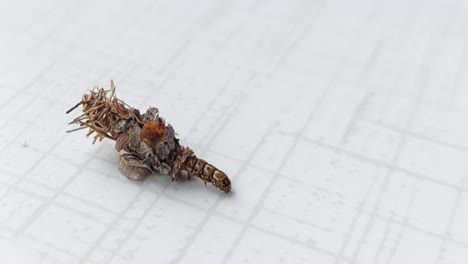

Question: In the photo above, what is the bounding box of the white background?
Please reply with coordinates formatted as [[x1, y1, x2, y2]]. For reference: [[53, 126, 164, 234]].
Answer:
[[1, 0, 468, 263]]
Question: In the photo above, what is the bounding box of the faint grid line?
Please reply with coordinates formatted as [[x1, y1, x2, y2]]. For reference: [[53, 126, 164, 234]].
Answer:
[[172, 125, 274, 264], [2, 0, 468, 263], [209, 0, 354, 260], [295, 135, 468, 193], [104, 60, 258, 264], [331, 12, 416, 263], [0, 131, 72, 211], [9, 73, 130, 259], [358, 2, 455, 262], [20, 233, 82, 260], [357, 201, 468, 249], [74, 38, 215, 262], [447, 7, 468, 106], [8, 60, 126, 233], [91, 142, 468, 258], [107, 78, 243, 263], [0, 0, 86, 81], [160, 190, 341, 261], [0, 0, 96, 205], [65, 3, 205, 262], [432, 0, 468, 262], [101, 182, 172, 264], [10, 141, 107, 238], [78, 83, 178, 263], [383, 186, 418, 264], [170, 76, 268, 264], [268, 0, 327, 72], [13, 1, 206, 255], [436, 169, 468, 263], [161, 170, 467, 262], [0, 0, 63, 50], [220, 28, 361, 264], [365, 118, 468, 153], [331, 21, 389, 264], [87, 184, 170, 264]]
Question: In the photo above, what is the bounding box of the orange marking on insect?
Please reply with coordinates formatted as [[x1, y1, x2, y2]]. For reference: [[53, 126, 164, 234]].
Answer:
[[140, 120, 166, 149]]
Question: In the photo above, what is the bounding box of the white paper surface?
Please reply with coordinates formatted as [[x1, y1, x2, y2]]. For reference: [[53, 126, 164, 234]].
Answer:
[[1, 0, 468, 263]]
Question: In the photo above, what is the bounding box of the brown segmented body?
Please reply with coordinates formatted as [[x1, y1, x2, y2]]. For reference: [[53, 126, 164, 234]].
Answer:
[[183, 156, 231, 193]]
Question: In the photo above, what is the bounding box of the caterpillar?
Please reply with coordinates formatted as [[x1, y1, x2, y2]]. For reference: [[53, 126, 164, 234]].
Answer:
[[182, 156, 231, 193], [66, 80, 232, 194]]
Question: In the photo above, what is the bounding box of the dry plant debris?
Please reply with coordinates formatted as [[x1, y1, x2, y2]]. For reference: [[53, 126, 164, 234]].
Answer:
[[66, 80, 231, 193]]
